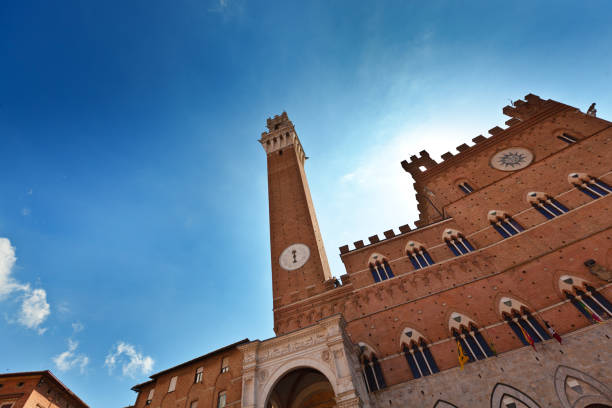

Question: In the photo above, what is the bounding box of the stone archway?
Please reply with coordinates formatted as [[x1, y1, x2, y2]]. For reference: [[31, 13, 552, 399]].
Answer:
[[240, 315, 370, 408], [265, 367, 335, 408]]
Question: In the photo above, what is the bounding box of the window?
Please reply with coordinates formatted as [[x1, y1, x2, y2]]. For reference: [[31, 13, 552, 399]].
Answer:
[[220, 357, 229, 373], [406, 241, 435, 270], [557, 133, 577, 144], [560, 276, 612, 323], [443, 229, 475, 256], [569, 173, 611, 199], [146, 388, 155, 405], [401, 329, 439, 380], [458, 181, 474, 194], [499, 297, 550, 346], [368, 253, 394, 283], [527, 191, 569, 220], [190, 401, 199, 408], [217, 391, 227, 408], [359, 344, 386, 392], [488, 210, 523, 238], [449, 313, 494, 364], [194, 367, 203, 383], [1, 404, 14, 408], [168, 376, 177, 393]]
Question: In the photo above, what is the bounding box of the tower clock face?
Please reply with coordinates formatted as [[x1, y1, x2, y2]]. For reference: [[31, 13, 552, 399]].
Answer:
[[279, 243, 310, 271]]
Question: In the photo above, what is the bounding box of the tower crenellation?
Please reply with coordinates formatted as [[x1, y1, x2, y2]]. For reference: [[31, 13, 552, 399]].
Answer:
[[259, 112, 307, 163]]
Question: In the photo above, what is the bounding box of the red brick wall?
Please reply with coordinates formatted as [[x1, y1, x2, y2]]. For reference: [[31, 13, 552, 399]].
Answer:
[[134, 348, 243, 408], [269, 96, 612, 389]]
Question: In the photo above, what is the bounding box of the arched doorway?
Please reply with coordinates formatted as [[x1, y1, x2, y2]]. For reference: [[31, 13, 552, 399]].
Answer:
[[585, 405, 612, 408], [266, 368, 335, 408]]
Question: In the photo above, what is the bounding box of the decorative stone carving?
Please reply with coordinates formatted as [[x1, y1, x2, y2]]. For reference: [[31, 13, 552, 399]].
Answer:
[[490, 383, 541, 408], [554, 365, 612, 408], [239, 314, 371, 408], [490, 147, 534, 171]]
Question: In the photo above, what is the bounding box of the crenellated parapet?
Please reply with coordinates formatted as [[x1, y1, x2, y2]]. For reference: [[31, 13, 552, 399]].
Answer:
[[259, 112, 307, 164], [397, 93, 574, 227], [400, 150, 437, 180], [400, 93, 565, 180], [502, 93, 549, 121], [338, 221, 439, 254]]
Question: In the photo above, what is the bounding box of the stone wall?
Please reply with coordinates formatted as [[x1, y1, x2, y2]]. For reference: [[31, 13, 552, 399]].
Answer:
[[371, 322, 612, 408]]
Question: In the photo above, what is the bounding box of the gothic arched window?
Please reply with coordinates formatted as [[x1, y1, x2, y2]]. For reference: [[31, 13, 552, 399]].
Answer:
[[449, 312, 494, 363], [557, 133, 577, 144], [458, 181, 474, 194], [368, 253, 394, 283], [405, 241, 435, 270], [499, 297, 550, 345], [527, 191, 569, 220], [488, 210, 524, 238], [443, 229, 475, 256], [400, 328, 439, 379], [559, 276, 612, 323], [568, 173, 611, 199], [359, 343, 386, 392]]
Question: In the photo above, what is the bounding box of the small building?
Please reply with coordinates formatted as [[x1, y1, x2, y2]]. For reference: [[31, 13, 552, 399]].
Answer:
[[0, 370, 88, 408], [130, 340, 248, 408]]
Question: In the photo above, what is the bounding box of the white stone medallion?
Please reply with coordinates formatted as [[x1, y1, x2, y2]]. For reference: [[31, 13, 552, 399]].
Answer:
[[490, 147, 534, 171], [279, 243, 310, 271]]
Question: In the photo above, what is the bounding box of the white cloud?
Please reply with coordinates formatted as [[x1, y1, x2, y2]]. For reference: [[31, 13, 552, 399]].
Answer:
[[0, 238, 27, 298], [18, 289, 50, 333], [53, 339, 89, 374], [21, 208, 31, 216], [72, 322, 84, 333], [105, 342, 154, 378], [0, 237, 51, 333]]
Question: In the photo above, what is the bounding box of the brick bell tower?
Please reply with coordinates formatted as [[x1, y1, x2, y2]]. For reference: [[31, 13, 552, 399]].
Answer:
[[259, 112, 333, 334]]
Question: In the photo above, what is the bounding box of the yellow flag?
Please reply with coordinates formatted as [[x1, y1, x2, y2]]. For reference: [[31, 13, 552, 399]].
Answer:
[[457, 341, 469, 370]]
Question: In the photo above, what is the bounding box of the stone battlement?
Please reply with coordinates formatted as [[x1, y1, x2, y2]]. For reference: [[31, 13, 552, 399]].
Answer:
[[343, 93, 575, 254], [400, 93, 559, 181]]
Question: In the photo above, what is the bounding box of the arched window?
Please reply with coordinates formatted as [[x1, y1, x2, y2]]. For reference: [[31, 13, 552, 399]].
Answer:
[[359, 343, 386, 392], [368, 253, 394, 283], [527, 192, 569, 220], [449, 312, 494, 363], [557, 133, 577, 144], [559, 276, 612, 323], [458, 181, 474, 194], [499, 297, 550, 345], [488, 210, 524, 238], [400, 328, 439, 379], [443, 229, 475, 256], [405, 241, 435, 270], [568, 173, 611, 199]]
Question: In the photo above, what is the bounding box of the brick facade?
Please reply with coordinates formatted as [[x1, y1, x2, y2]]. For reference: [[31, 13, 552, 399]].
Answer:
[[0, 371, 88, 408], [131, 94, 612, 408]]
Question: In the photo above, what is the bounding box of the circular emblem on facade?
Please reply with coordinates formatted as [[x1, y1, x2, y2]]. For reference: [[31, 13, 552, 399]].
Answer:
[[490, 147, 533, 171], [279, 243, 310, 271]]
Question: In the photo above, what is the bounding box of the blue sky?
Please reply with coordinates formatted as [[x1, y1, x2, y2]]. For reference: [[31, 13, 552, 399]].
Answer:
[[1, 1, 611, 406]]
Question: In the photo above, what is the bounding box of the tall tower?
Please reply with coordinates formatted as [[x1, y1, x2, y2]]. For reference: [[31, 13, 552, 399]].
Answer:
[[260, 112, 332, 333]]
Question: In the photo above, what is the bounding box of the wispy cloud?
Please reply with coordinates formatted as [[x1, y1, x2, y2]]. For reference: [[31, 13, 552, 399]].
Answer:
[[53, 339, 89, 374], [72, 322, 84, 333], [208, 0, 228, 13], [105, 342, 154, 378], [0, 238, 51, 333]]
